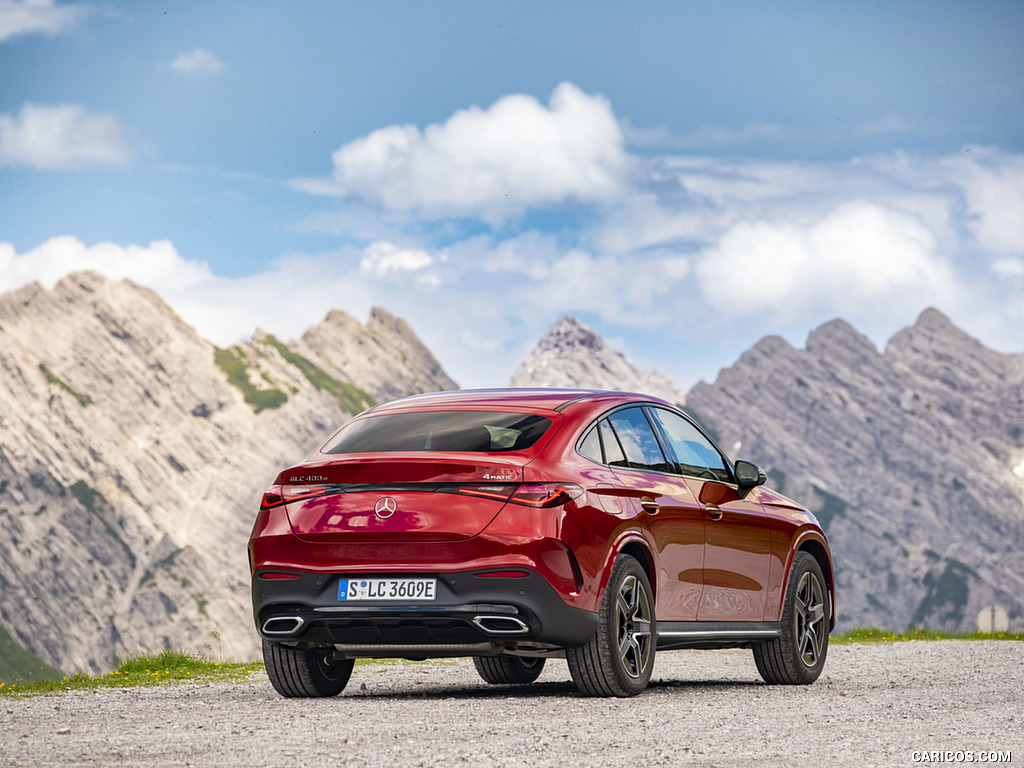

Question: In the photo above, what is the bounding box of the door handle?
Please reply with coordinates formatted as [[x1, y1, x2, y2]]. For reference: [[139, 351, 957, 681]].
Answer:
[[640, 497, 660, 514], [705, 504, 723, 520]]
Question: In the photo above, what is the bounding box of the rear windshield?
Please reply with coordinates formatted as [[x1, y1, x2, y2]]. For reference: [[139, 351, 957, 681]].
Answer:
[[322, 411, 553, 454]]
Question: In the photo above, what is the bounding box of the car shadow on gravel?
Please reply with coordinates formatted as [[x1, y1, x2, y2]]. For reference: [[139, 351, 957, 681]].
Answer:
[[317, 677, 764, 701]]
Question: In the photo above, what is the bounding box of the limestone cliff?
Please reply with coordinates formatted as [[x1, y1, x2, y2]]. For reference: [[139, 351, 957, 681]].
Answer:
[[686, 309, 1024, 631], [512, 310, 1024, 632], [0, 272, 456, 674], [508, 316, 687, 406]]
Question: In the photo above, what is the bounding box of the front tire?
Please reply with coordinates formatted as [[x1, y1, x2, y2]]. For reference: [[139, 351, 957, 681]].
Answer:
[[566, 555, 655, 697], [473, 655, 546, 685], [263, 639, 355, 698], [753, 551, 829, 684]]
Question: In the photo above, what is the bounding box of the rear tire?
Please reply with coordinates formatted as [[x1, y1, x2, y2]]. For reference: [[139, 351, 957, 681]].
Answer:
[[566, 554, 655, 697], [473, 655, 546, 685], [263, 639, 354, 698], [753, 551, 829, 685]]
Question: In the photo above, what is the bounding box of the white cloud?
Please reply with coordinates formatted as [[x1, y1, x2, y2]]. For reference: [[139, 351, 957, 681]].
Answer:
[[0, 236, 212, 294], [695, 202, 958, 322], [0, 0, 89, 42], [294, 82, 625, 220], [622, 118, 786, 150], [0, 236, 366, 346], [948, 149, 1024, 255], [169, 49, 224, 74], [359, 241, 432, 275], [993, 257, 1024, 278], [0, 103, 133, 169], [621, 114, 915, 153], [478, 231, 692, 329]]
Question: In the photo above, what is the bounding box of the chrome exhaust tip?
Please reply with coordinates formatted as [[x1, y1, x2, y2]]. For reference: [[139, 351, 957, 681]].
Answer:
[[262, 616, 305, 636], [472, 615, 530, 635]]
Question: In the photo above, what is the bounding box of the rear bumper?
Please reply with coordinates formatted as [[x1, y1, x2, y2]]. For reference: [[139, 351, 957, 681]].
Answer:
[[253, 568, 598, 650]]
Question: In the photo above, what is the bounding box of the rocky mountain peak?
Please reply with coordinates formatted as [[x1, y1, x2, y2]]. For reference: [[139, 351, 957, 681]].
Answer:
[[805, 318, 878, 358], [508, 316, 687, 406], [536, 315, 605, 353], [318, 308, 361, 333], [0, 272, 458, 677], [299, 306, 457, 403], [885, 307, 996, 366], [687, 312, 1024, 634]]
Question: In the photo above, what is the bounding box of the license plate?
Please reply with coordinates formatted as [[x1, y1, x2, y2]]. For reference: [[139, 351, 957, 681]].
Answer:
[[338, 577, 437, 601]]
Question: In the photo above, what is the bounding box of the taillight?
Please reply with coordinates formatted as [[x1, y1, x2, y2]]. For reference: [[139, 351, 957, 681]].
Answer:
[[260, 483, 341, 508], [446, 483, 582, 507], [507, 483, 584, 508], [450, 484, 518, 501], [261, 485, 284, 508]]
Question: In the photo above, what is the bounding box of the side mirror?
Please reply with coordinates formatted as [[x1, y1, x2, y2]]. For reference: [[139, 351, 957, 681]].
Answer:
[[734, 460, 767, 497]]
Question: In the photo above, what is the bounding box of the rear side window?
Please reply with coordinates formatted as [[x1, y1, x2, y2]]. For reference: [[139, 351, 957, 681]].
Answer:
[[578, 426, 602, 463], [606, 408, 673, 473], [648, 408, 730, 482], [323, 411, 552, 454], [599, 419, 627, 466]]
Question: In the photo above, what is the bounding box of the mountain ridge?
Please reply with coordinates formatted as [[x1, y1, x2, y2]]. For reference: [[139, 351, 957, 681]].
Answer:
[[0, 271, 456, 674], [508, 315, 688, 406], [687, 308, 1024, 631], [3, 274, 1021, 677], [513, 307, 1024, 632]]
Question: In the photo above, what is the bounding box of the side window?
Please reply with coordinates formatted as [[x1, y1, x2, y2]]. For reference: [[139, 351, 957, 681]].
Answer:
[[578, 426, 602, 463], [598, 419, 627, 467], [649, 408, 730, 483], [606, 408, 672, 473]]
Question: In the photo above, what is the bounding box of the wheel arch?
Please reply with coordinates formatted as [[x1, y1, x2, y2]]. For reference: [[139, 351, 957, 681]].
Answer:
[[619, 541, 655, 596], [795, 535, 835, 631], [598, 533, 657, 603]]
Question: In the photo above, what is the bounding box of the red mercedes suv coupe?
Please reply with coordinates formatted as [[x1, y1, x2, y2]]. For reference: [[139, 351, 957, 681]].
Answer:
[[249, 389, 833, 698]]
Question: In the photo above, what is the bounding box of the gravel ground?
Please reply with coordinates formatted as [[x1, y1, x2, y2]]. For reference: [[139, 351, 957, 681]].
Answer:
[[1, 641, 1021, 767]]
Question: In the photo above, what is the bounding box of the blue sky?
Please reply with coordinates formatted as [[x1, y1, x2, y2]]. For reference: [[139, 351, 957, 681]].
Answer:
[[1, 1, 1023, 388]]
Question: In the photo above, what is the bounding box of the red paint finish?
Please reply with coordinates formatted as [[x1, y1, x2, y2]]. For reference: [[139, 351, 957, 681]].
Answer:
[[687, 477, 772, 621], [249, 388, 834, 641]]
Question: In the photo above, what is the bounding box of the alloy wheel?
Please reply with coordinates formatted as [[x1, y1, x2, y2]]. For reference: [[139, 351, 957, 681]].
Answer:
[[795, 570, 827, 668], [615, 573, 653, 679]]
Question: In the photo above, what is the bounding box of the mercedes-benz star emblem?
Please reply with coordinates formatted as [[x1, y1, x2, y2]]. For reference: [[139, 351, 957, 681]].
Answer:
[[374, 496, 397, 519]]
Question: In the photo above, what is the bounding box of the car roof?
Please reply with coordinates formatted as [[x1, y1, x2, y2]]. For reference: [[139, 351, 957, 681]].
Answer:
[[368, 388, 674, 415]]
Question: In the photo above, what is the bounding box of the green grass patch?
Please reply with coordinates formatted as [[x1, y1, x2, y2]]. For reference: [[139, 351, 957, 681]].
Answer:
[[68, 480, 136, 570], [261, 334, 376, 414], [214, 346, 288, 413], [913, 559, 973, 626], [832, 627, 1024, 645], [39, 363, 91, 407], [68, 479, 103, 514], [0, 650, 263, 698], [0, 651, 463, 698], [193, 593, 210, 617], [809, 485, 848, 532], [0, 624, 63, 685]]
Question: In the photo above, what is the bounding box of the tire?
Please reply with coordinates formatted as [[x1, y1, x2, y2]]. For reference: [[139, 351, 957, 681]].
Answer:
[[473, 655, 546, 685], [263, 639, 355, 698], [566, 554, 655, 697], [753, 551, 829, 685]]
